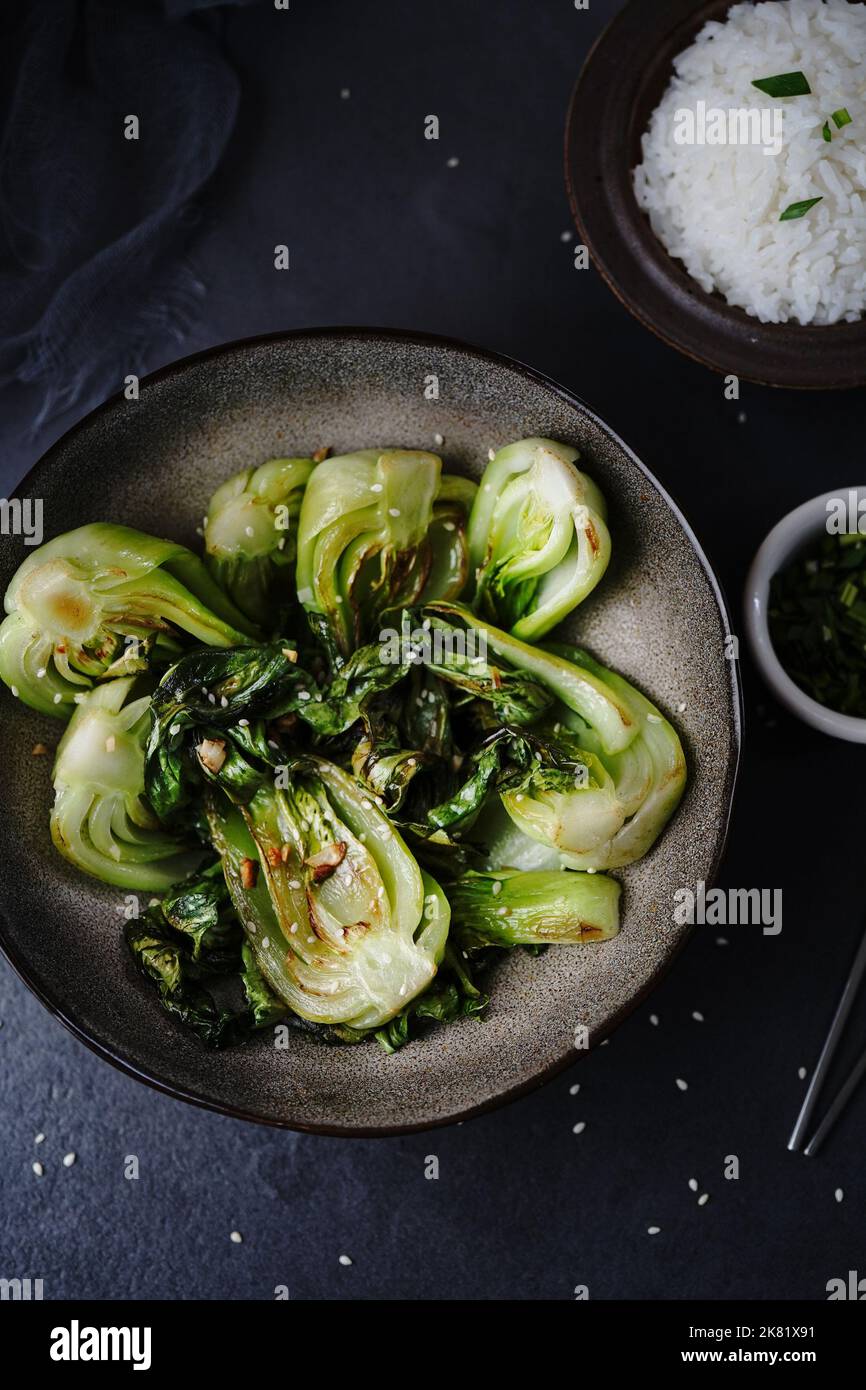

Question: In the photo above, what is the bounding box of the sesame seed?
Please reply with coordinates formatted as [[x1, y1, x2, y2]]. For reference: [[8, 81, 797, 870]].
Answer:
[[220, 696, 228, 708], [698, 1193, 710, 1207], [443, 520, 456, 531], [32, 1162, 44, 1177], [53, 694, 63, 704], [289, 880, 301, 889], [370, 483, 383, 493], [491, 880, 502, 896], [307, 935, 315, 943], [169, 724, 180, 737], [675, 1078, 688, 1092], [388, 507, 401, 518], [496, 907, 508, 917], [647, 714, 662, 725], [446, 156, 459, 168], [560, 229, 573, 242], [716, 937, 729, 947], [647, 1226, 660, 1236], [688, 1178, 699, 1192], [34, 1133, 45, 1145], [238, 718, 249, 727], [649, 1014, 659, 1026], [62, 1152, 76, 1168], [36, 667, 46, 679], [290, 923, 298, 934], [572, 1121, 586, 1135], [692, 1011, 704, 1023], [244, 526, 254, 538], [835, 1188, 844, 1203], [10, 685, 18, 697], [487, 449, 496, 462], [798, 1067, 807, 1080], [433, 433, 444, 446], [339, 1254, 353, 1266], [230, 1231, 243, 1244], [677, 702, 687, 713], [340, 87, 350, 99]]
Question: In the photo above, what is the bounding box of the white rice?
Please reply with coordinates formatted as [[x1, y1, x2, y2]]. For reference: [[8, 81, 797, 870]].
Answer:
[[633, 0, 866, 324]]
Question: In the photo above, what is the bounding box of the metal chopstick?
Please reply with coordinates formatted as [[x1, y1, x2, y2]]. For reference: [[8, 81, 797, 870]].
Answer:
[[804, 1048, 866, 1156], [788, 920, 866, 1154]]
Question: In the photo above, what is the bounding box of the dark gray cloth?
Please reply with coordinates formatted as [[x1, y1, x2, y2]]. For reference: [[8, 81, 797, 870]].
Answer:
[[0, 0, 247, 432]]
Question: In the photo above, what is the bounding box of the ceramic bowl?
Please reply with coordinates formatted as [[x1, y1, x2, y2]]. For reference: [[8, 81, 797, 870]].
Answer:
[[745, 488, 866, 742], [0, 328, 742, 1133], [565, 0, 866, 389]]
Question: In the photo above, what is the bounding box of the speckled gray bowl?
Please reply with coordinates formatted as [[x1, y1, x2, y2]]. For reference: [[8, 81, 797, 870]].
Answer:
[[0, 329, 741, 1134]]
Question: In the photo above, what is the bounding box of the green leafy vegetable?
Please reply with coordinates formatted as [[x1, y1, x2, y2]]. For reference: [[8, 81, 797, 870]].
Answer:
[[204, 457, 314, 627], [207, 755, 451, 1031], [752, 72, 811, 98], [295, 450, 476, 657], [540, 643, 687, 870], [468, 437, 611, 640], [832, 108, 852, 130], [424, 603, 637, 754], [125, 863, 286, 1046], [0, 524, 255, 718], [780, 197, 823, 222], [50, 677, 199, 890], [449, 869, 620, 946]]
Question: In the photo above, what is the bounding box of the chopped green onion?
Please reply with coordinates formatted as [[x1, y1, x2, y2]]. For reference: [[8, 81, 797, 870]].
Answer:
[[841, 581, 859, 609], [823, 121, 833, 143], [752, 71, 812, 98], [779, 197, 823, 222], [769, 534, 866, 717], [832, 107, 852, 130]]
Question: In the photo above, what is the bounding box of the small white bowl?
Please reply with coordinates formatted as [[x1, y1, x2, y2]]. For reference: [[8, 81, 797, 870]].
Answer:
[[745, 489, 866, 744]]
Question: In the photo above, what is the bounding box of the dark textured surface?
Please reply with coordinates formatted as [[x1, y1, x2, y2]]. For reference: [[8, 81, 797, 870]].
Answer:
[[1, 0, 865, 1300], [0, 330, 739, 1133]]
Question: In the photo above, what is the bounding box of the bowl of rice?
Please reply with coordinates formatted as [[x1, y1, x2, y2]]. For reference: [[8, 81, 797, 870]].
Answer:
[[565, 0, 866, 388]]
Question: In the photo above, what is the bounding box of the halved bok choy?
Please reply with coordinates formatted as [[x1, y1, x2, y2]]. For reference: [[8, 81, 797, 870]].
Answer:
[[0, 524, 256, 718], [296, 450, 476, 657], [468, 438, 611, 640], [204, 456, 315, 627], [50, 677, 199, 890], [206, 755, 450, 1032]]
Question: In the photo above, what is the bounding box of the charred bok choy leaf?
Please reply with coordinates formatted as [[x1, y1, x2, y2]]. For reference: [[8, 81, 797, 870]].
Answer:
[[468, 438, 611, 640], [125, 861, 286, 1046], [204, 456, 314, 627], [295, 450, 476, 657], [206, 753, 451, 1032], [0, 524, 256, 718], [50, 677, 199, 890]]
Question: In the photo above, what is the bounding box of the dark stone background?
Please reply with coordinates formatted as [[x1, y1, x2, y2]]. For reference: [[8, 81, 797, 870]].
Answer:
[[1, 0, 864, 1301]]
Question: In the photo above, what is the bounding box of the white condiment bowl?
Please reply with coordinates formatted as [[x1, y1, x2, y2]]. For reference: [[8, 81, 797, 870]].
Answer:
[[745, 488, 866, 743]]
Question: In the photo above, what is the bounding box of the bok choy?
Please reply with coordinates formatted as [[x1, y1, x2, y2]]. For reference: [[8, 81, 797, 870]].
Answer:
[[295, 450, 476, 657], [3, 434, 689, 1057], [0, 524, 255, 718], [50, 677, 199, 890], [468, 438, 611, 640]]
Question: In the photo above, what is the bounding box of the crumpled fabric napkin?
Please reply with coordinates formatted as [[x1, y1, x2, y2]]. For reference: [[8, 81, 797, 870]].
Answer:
[[0, 0, 254, 434]]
